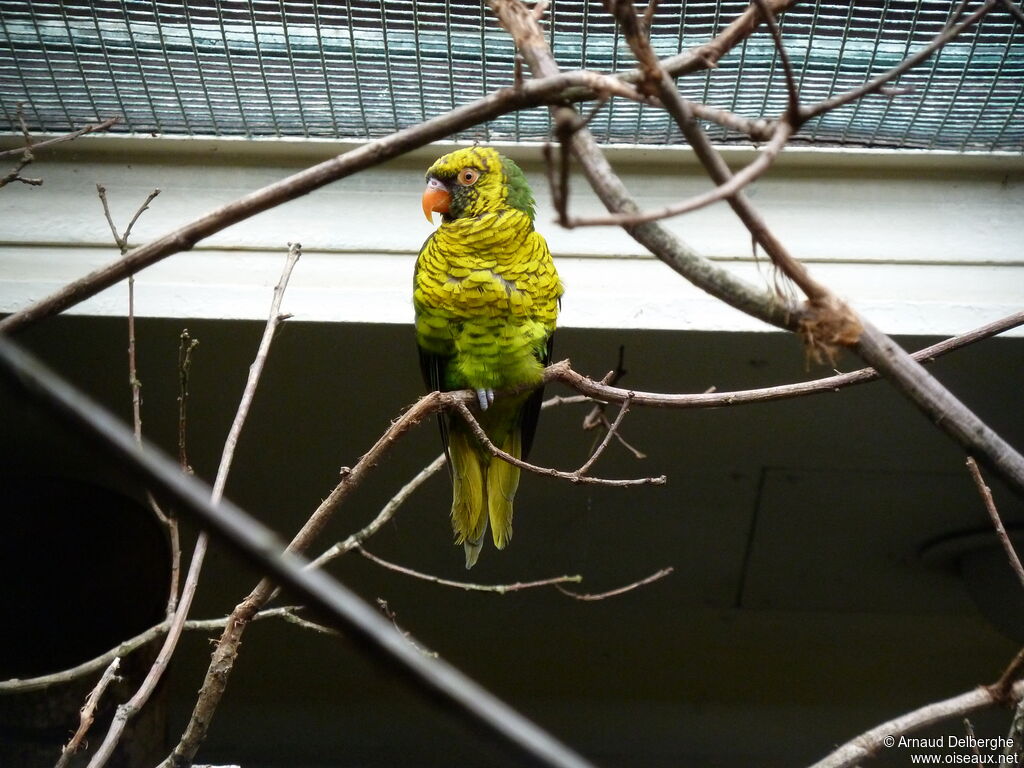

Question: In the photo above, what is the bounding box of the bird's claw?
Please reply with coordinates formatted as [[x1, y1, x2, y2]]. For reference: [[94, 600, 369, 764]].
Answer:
[[476, 388, 495, 411]]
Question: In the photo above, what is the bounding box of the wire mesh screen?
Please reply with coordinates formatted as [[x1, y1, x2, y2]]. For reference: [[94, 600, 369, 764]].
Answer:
[[0, 1, 1021, 151]]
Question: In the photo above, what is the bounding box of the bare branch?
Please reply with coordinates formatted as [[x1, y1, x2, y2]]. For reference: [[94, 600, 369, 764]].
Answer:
[[966, 457, 1024, 591], [161, 387, 451, 766], [54, 658, 121, 768], [576, 395, 633, 476], [751, 0, 800, 118], [176, 330, 199, 471], [556, 566, 673, 601], [357, 546, 583, 594], [540, 315, 1024, 410], [88, 245, 302, 767], [809, 679, 1024, 768], [501, 0, 1024, 497], [800, 1, 997, 122], [452, 400, 666, 487], [0, 606, 331, 695], [212, 242, 300, 503], [0, 31, 781, 337], [0, 115, 120, 159], [565, 120, 793, 227], [0, 104, 43, 188], [311, 453, 447, 569]]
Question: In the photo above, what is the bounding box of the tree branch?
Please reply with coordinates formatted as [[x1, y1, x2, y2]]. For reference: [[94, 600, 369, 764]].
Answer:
[[357, 546, 584, 594], [808, 679, 1024, 768], [310, 454, 447, 570], [541, 310, 1024, 410], [556, 566, 674, 601], [452, 400, 666, 487], [966, 457, 1024, 591], [0, 115, 120, 159], [497, 0, 1024, 499], [800, 1, 997, 122], [54, 658, 121, 768], [87, 245, 301, 767]]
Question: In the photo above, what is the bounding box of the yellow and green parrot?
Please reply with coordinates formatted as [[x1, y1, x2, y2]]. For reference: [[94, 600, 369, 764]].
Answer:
[[415, 146, 563, 568]]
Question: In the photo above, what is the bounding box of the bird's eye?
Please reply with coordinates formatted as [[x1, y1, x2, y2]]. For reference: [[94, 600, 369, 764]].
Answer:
[[457, 168, 480, 186]]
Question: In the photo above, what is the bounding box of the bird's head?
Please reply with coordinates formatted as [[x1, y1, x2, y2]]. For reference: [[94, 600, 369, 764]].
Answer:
[[422, 146, 536, 225]]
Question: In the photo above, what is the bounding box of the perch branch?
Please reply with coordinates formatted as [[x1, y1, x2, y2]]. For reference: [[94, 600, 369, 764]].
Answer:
[[452, 400, 666, 487], [356, 546, 584, 594], [539, 309, 1024, 409]]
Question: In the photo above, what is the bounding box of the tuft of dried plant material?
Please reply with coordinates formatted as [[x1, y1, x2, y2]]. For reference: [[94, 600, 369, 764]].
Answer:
[[797, 297, 864, 366]]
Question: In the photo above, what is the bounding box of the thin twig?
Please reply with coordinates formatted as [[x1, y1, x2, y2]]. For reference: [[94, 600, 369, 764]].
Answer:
[[87, 245, 302, 768], [556, 566, 673, 601], [98, 184, 180, 615], [212, 242, 301, 503], [0, 606, 332, 694], [576, 395, 632, 476], [990, 647, 1024, 704], [358, 546, 583, 594], [376, 599, 439, 658], [540, 310, 1024, 410], [963, 718, 983, 760], [800, 1, 997, 122], [0, 115, 120, 159], [0, 104, 42, 189], [967, 457, 1024, 591], [751, 0, 800, 119], [453, 400, 666, 487], [310, 453, 447, 570], [753, 0, 798, 119], [565, 120, 793, 227], [54, 658, 121, 768], [595, 411, 648, 460], [176, 330, 199, 472]]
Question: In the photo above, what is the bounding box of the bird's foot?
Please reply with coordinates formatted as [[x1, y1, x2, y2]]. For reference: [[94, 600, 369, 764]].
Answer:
[[476, 388, 495, 411]]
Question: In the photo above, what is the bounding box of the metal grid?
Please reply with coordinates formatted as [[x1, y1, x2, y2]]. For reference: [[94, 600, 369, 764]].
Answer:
[[0, 1, 1021, 151]]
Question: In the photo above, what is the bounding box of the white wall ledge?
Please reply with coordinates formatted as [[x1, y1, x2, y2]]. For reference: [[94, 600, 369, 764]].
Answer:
[[1, 136, 1021, 336]]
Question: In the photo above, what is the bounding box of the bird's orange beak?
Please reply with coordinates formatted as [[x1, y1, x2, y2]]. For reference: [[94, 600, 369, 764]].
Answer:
[[422, 178, 450, 223]]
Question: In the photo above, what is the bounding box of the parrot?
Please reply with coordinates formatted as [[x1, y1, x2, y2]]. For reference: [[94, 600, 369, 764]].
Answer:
[[415, 146, 563, 569]]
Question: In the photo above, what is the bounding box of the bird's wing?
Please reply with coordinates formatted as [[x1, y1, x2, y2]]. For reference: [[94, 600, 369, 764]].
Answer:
[[519, 332, 553, 460], [418, 345, 454, 476]]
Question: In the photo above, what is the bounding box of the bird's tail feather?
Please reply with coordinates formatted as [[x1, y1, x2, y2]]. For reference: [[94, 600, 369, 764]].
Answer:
[[449, 428, 488, 568], [487, 427, 521, 551]]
